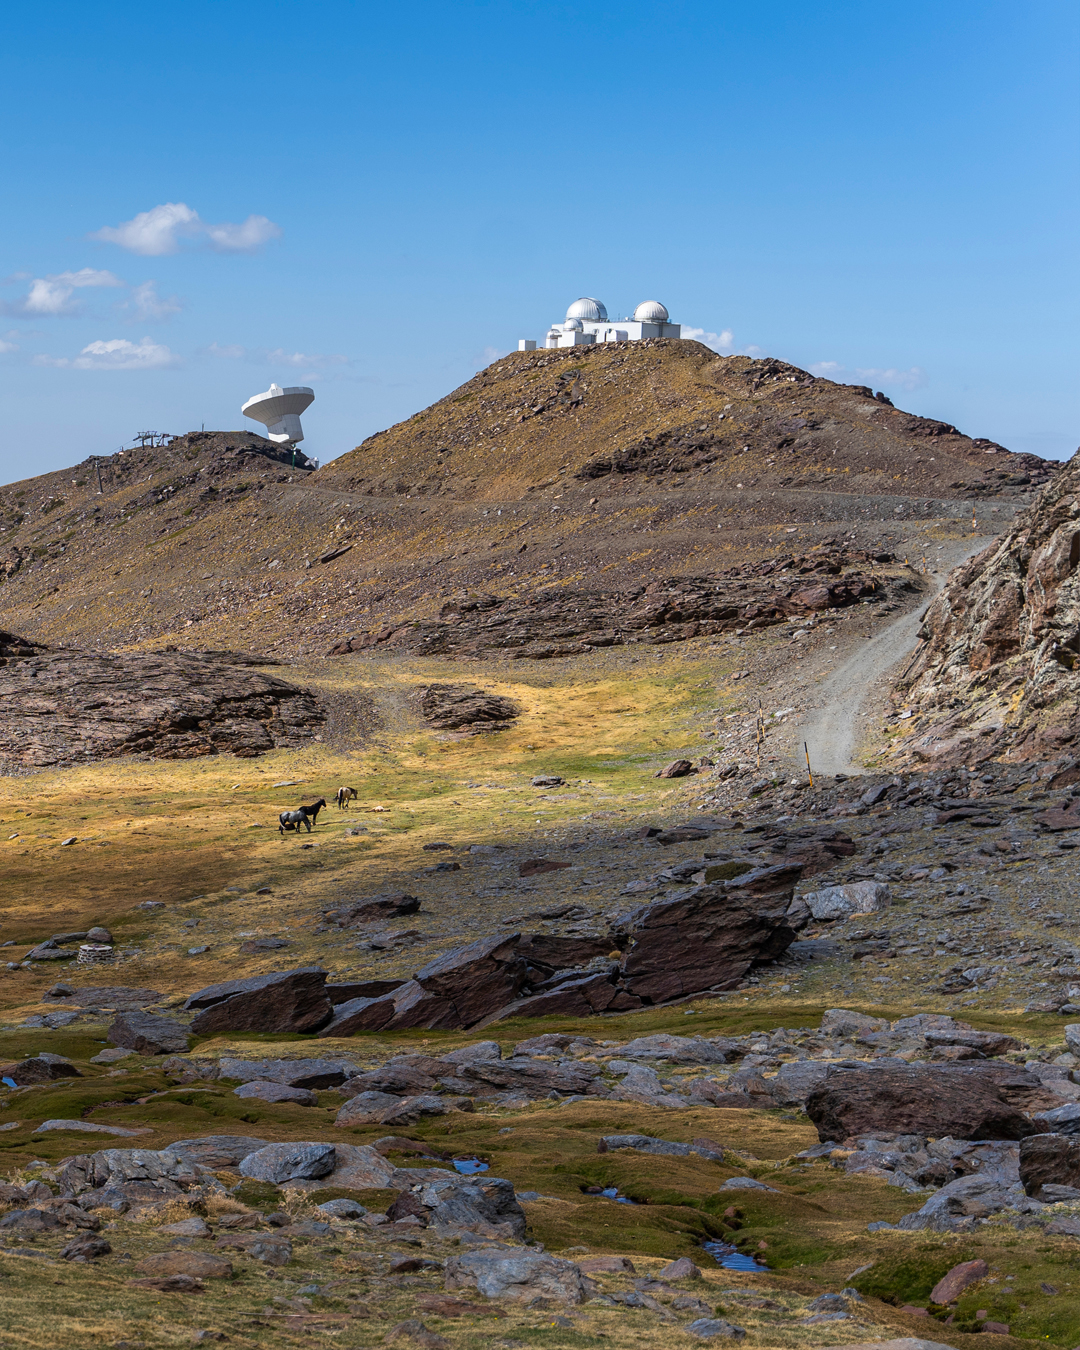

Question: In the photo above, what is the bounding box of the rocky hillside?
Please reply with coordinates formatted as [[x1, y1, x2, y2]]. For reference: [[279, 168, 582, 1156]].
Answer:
[[890, 449, 1080, 766], [0, 342, 1054, 660]]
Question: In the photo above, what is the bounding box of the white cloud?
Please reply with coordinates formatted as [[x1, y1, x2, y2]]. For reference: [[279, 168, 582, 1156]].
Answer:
[[682, 326, 735, 353], [0, 338, 17, 354], [204, 215, 282, 252], [37, 336, 178, 371], [810, 360, 926, 392], [126, 280, 182, 321], [4, 268, 123, 317], [208, 343, 349, 378], [208, 341, 247, 359], [92, 202, 281, 255]]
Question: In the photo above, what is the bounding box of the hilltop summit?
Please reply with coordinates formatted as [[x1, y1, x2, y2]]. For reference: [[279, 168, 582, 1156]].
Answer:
[[0, 340, 1054, 657]]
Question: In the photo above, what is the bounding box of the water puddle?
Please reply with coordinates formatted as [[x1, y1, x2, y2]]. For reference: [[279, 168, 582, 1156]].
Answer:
[[452, 1158, 490, 1175], [1, 1077, 15, 1089], [702, 1239, 768, 1271], [583, 1185, 642, 1205]]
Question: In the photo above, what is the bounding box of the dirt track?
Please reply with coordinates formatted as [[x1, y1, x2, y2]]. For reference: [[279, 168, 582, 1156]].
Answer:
[[791, 538, 988, 776]]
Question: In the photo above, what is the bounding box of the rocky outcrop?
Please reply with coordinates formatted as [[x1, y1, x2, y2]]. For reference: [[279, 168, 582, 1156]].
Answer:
[[183, 968, 333, 1035], [805, 1062, 1057, 1141], [896, 448, 1080, 765], [317, 864, 802, 1032], [0, 637, 323, 769], [328, 546, 906, 661], [417, 683, 521, 732]]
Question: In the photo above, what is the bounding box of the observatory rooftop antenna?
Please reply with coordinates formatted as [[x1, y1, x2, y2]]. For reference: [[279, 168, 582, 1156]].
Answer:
[[242, 383, 315, 445]]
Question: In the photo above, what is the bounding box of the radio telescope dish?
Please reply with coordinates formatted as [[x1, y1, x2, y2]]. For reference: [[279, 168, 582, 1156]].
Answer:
[[242, 383, 315, 445]]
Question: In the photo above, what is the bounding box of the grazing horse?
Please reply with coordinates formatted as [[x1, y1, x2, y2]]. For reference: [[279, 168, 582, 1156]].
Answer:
[[278, 797, 327, 835], [336, 786, 358, 810]]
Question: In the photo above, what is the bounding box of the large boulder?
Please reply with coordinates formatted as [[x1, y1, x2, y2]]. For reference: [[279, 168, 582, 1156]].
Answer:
[[184, 968, 332, 1034], [107, 1011, 190, 1055], [56, 1148, 217, 1199], [444, 1245, 593, 1303], [806, 1063, 1052, 1141], [615, 865, 803, 1003], [801, 881, 889, 922], [448, 1055, 604, 1098], [1019, 1133, 1080, 1198], [5, 1055, 81, 1085], [238, 1143, 337, 1184]]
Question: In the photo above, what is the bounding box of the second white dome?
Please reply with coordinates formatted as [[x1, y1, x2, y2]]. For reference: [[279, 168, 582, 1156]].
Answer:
[[633, 300, 669, 323]]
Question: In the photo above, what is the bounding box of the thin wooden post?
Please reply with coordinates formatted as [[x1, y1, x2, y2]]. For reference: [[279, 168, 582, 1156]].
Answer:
[[804, 741, 814, 787]]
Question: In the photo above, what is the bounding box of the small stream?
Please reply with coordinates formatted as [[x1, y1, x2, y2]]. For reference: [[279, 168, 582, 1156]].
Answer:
[[702, 1239, 768, 1271]]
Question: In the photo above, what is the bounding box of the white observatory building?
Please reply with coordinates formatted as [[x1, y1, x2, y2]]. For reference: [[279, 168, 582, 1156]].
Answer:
[[517, 297, 682, 351], [242, 383, 315, 446]]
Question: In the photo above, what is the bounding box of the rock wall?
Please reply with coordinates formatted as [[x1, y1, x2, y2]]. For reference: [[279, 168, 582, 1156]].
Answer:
[[894, 449, 1080, 766]]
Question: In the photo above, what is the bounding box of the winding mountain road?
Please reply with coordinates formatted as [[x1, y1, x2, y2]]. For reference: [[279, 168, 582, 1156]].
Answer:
[[790, 539, 987, 777]]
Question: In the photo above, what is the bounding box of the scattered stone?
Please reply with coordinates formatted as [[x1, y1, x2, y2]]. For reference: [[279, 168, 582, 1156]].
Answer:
[[658, 1257, 701, 1280], [931, 1259, 989, 1303], [160, 1217, 212, 1238], [216, 1056, 358, 1089], [720, 1177, 778, 1192], [232, 1081, 318, 1105], [445, 1245, 592, 1303], [323, 895, 420, 927], [518, 858, 572, 877], [33, 1120, 150, 1137], [577, 1256, 636, 1274], [90, 1048, 137, 1064], [386, 1320, 450, 1350], [135, 1252, 233, 1280], [656, 760, 695, 779], [107, 1010, 190, 1056], [60, 1235, 112, 1260], [601, 1135, 723, 1162], [214, 1234, 292, 1265], [127, 1274, 204, 1293], [317, 1198, 367, 1219], [7, 1056, 81, 1085], [685, 1318, 747, 1340]]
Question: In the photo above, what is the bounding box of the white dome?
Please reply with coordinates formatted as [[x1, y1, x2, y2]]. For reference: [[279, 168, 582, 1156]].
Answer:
[[563, 317, 583, 331], [566, 296, 608, 322], [634, 300, 669, 323]]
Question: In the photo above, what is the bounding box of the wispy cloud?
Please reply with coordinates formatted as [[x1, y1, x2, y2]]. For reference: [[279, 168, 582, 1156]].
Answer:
[[0, 338, 17, 355], [2, 268, 123, 317], [36, 336, 178, 371], [125, 280, 182, 321], [208, 342, 351, 380], [92, 202, 282, 256], [810, 360, 926, 392]]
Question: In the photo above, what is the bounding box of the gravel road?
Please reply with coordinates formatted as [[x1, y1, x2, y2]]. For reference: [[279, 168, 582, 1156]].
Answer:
[[791, 539, 987, 777]]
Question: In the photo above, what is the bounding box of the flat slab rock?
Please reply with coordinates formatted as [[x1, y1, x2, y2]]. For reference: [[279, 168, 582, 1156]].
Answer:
[[0, 638, 324, 769]]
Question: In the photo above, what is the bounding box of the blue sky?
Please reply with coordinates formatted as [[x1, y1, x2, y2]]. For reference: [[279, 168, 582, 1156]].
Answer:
[[1, 0, 1077, 484]]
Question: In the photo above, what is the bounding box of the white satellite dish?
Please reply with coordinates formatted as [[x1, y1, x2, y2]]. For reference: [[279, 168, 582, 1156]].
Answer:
[[242, 383, 315, 445]]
